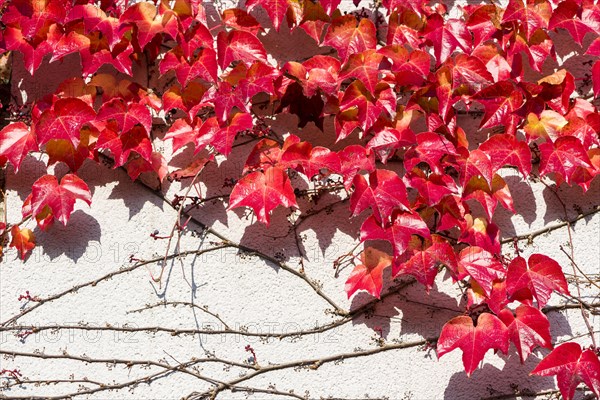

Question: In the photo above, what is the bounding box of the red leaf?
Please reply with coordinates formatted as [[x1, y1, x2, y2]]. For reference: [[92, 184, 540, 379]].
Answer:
[[169, 117, 217, 156], [465, 5, 500, 47], [339, 50, 385, 95], [3, 27, 54, 75], [451, 54, 493, 93], [360, 212, 430, 258], [548, 0, 597, 45], [509, 29, 555, 73], [502, 0, 551, 40], [463, 177, 498, 220], [10, 225, 36, 260], [592, 60, 600, 101], [467, 279, 509, 315], [408, 170, 456, 206], [45, 139, 90, 172], [350, 169, 410, 223], [561, 112, 600, 149], [379, 46, 430, 88], [227, 166, 298, 226], [168, 157, 212, 181], [80, 42, 134, 77], [335, 80, 383, 141], [539, 136, 592, 185], [238, 61, 278, 99], [424, 14, 471, 65], [0, 122, 38, 172], [524, 110, 568, 141], [323, 15, 377, 63], [428, 237, 461, 280], [320, 0, 342, 15], [435, 195, 468, 232], [479, 134, 532, 177], [506, 254, 569, 307], [245, 0, 294, 30], [4, 0, 65, 40], [97, 124, 153, 168], [491, 174, 515, 214], [160, 48, 218, 86], [473, 81, 524, 133], [284, 56, 341, 97], [244, 135, 299, 174], [162, 82, 209, 121], [217, 30, 268, 70], [587, 37, 600, 57], [395, 249, 439, 290], [177, 22, 213, 59], [97, 98, 152, 135], [498, 305, 552, 363], [437, 313, 509, 377], [125, 152, 168, 183], [29, 174, 92, 228], [458, 246, 505, 296], [456, 149, 493, 187], [281, 142, 341, 180], [66, 5, 120, 49], [367, 125, 416, 163], [459, 215, 501, 254], [50, 31, 90, 63], [338, 145, 376, 190], [202, 81, 249, 122], [404, 132, 458, 175], [297, 0, 330, 41], [120, 2, 177, 49], [222, 8, 262, 34], [537, 69, 575, 115], [386, 9, 424, 49], [531, 343, 600, 400], [165, 118, 201, 154], [36, 98, 96, 147], [345, 246, 393, 299], [211, 112, 253, 157]]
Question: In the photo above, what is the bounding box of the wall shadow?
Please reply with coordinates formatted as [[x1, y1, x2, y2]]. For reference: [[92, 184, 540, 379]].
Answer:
[[35, 210, 102, 263]]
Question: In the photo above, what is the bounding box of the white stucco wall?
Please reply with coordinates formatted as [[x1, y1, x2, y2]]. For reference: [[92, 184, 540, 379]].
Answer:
[[1, 1, 599, 399]]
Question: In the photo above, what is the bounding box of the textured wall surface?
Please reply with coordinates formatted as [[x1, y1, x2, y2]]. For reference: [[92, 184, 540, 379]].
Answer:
[[1, 1, 599, 399]]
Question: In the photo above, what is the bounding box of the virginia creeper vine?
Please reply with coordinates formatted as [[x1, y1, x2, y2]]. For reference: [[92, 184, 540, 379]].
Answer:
[[0, 0, 599, 398]]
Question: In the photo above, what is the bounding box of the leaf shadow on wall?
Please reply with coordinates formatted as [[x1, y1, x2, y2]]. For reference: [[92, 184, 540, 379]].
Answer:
[[147, 217, 211, 300], [5, 156, 50, 202], [442, 306, 574, 399], [35, 210, 101, 263], [186, 139, 262, 228], [235, 204, 303, 262], [542, 176, 600, 226], [102, 165, 166, 220], [546, 310, 573, 342], [350, 274, 462, 340], [493, 173, 537, 238], [248, 6, 327, 66], [444, 361, 556, 400]]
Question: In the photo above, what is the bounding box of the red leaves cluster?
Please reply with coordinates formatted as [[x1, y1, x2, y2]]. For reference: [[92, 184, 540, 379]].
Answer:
[[1, 0, 599, 395]]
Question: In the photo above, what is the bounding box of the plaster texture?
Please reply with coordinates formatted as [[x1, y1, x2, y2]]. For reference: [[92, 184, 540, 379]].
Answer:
[[0, 1, 599, 399]]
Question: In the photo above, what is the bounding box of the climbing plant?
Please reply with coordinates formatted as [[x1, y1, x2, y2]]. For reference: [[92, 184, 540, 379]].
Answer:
[[0, 0, 599, 398]]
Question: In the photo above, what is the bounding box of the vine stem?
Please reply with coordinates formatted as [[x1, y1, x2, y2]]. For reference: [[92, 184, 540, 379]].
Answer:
[[184, 337, 435, 400], [135, 178, 349, 316], [559, 245, 600, 291], [0, 244, 231, 327], [151, 166, 204, 285], [540, 179, 598, 349], [499, 204, 600, 244]]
